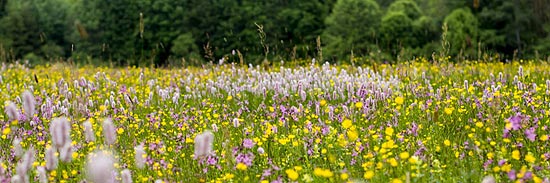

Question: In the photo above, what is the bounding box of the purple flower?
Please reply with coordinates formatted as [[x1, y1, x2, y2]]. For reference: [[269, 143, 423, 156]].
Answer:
[[498, 159, 506, 166], [508, 169, 516, 180], [523, 171, 533, 180], [235, 152, 254, 166], [509, 114, 522, 130], [525, 127, 537, 142], [243, 139, 255, 149]]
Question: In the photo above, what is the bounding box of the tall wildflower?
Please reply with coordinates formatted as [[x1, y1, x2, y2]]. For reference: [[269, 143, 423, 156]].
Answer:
[[83, 120, 96, 142], [194, 131, 214, 159], [102, 118, 117, 145], [482, 175, 496, 183], [12, 138, 23, 158], [45, 147, 58, 170], [59, 143, 73, 163], [21, 90, 35, 119], [15, 148, 35, 183], [50, 117, 71, 149], [134, 144, 146, 169], [37, 166, 48, 183], [4, 101, 18, 121], [121, 169, 132, 183], [86, 151, 116, 183]]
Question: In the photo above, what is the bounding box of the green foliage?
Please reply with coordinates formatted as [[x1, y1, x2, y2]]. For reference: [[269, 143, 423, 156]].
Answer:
[[387, 0, 422, 20], [380, 12, 414, 56], [171, 33, 200, 60], [323, 0, 382, 62], [0, 0, 549, 64], [444, 8, 478, 57]]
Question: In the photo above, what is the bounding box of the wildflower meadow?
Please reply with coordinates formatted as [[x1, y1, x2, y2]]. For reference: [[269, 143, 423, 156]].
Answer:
[[1, 60, 550, 183]]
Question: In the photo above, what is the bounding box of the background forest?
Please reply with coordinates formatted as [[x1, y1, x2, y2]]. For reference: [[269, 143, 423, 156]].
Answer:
[[0, 0, 549, 66]]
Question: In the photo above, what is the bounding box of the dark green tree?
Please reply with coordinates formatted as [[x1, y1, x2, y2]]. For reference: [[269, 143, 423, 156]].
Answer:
[[444, 8, 478, 57], [323, 0, 382, 61]]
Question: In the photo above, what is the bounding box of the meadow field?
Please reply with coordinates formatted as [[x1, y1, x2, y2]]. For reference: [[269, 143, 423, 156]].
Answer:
[[1, 60, 550, 183]]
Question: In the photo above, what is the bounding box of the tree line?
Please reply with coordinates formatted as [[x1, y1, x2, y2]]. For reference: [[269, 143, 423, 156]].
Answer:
[[0, 0, 549, 66]]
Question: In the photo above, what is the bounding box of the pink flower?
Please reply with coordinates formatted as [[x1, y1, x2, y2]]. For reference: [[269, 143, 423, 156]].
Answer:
[[134, 144, 146, 169], [16, 148, 35, 177], [13, 138, 23, 158], [22, 90, 35, 118], [50, 117, 71, 149], [194, 131, 214, 159], [4, 101, 19, 121], [45, 147, 58, 170], [37, 166, 48, 183], [102, 118, 117, 145], [482, 175, 496, 183], [86, 150, 116, 183], [59, 143, 73, 163], [83, 120, 96, 142], [121, 169, 132, 183]]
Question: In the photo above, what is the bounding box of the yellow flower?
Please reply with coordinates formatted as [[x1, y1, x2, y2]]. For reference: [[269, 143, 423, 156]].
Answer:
[[444, 107, 454, 115], [320, 99, 327, 106], [392, 178, 403, 183], [355, 102, 363, 108], [347, 130, 358, 141], [525, 153, 536, 163], [399, 152, 410, 159], [385, 127, 394, 136], [475, 122, 483, 128], [236, 163, 247, 171], [117, 128, 124, 135], [541, 135, 548, 141], [2, 128, 10, 135], [342, 119, 352, 129], [512, 150, 521, 160], [388, 158, 398, 167], [395, 97, 404, 105], [363, 170, 375, 179], [340, 173, 349, 180], [444, 140, 451, 146], [313, 168, 333, 178], [285, 169, 299, 181]]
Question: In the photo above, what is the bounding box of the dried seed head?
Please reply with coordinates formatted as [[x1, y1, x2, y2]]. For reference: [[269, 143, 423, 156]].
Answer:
[[102, 118, 116, 145], [50, 117, 71, 149], [86, 151, 116, 183], [22, 90, 35, 119]]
